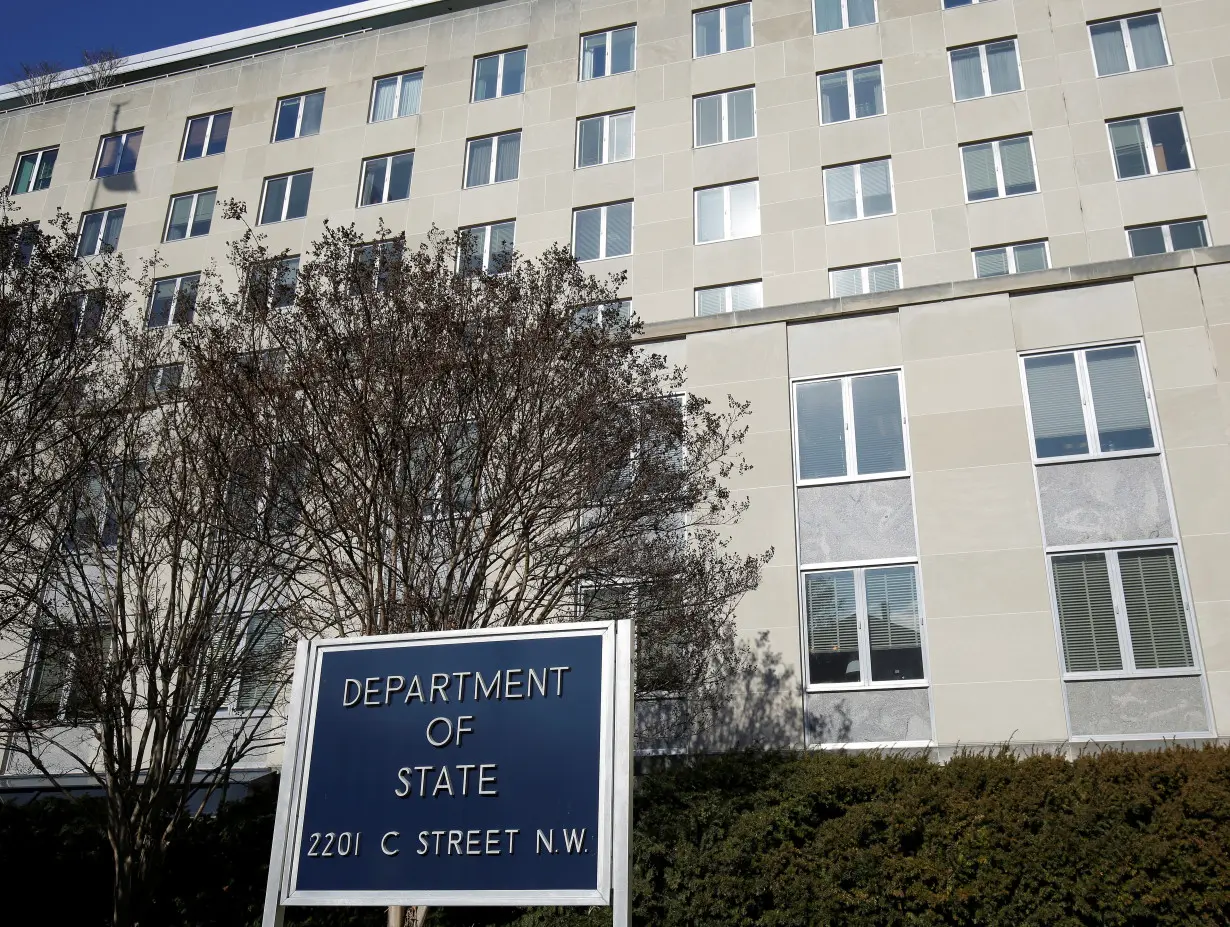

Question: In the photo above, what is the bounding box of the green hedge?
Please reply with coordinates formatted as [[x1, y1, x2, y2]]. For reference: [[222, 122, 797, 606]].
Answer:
[[6, 746, 1230, 925]]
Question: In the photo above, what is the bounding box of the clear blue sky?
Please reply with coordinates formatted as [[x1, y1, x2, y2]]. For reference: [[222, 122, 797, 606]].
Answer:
[[2, 1, 348, 82]]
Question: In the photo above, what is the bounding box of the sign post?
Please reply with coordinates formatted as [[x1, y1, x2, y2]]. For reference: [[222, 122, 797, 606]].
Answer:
[[263, 620, 633, 925]]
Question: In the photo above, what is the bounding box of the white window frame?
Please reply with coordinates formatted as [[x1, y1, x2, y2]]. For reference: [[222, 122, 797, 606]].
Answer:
[[471, 49, 527, 102], [1125, 219, 1210, 257], [211, 611, 287, 716], [458, 221, 516, 275], [1045, 543, 1201, 683], [1018, 340, 1160, 466], [828, 261, 902, 297], [358, 151, 414, 207], [180, 110, 231, 160], [579, 25, 637, 80], [272, 91, 324, 142], [575, 111, 635, 168], [693, 180, 761, 244], [1088, 13, 1172, 77], [693, 2, 754, 57], [813, 0, 879, 34], [368, 70, 424, 122], [693, 87, 757, 147], [259, 170, 313, 225], [694, 280, 763, 316], [146, 273, 200, 329], [1107, 111, 1194, 180], [11, 146, 58, 193], [817, 64, 885, 125], [798, 559, 928, 692], [93, 129, 142, 178], [464, 131, 521, 187], [947, 39, 1022, 102], [943, 0, 995, 7], [792, 368, 911, 486], [960, 135, 1039, 202], [972, 240, 1050, 277], [572, 201, 634, 262], [77, 206, 125, 257], [823, 159, 895, 224], [163, 189, 216, 242]]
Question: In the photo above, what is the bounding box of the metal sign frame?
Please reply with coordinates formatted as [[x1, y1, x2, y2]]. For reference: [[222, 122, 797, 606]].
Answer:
[[262, 619, 633, 925]]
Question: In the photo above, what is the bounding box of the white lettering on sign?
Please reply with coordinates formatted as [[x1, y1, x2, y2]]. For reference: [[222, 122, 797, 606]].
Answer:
[[415, 828, 520, 856], [341, 667, 571, 707]]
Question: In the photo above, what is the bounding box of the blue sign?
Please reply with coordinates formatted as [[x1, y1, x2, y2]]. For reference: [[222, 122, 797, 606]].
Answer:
[[264, 622, 631, 915]]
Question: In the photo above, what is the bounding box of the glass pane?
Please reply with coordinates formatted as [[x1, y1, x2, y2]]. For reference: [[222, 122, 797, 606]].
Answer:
[[206, 112, 230, 156], [805, 571, 860, 684], [148, 279, 177, 327], [78, 213, 103, 256], [1086, 345, 1153, 452], [174, 274, 199, 325], [578, 117, 604, 167], [796, 379, 846, 479], [985, 41, 1021, 94], [814, 0, 843, 34], [473, 56, 499, 100], [1168, 220, 1208, 251], [184, 117, 208, 159], [830, 267, 864, 297], [387, 152, 414, 201], [867, 262, 900, 293], [696, 188, 725, 242], [274, 257, 299, 308], [605, 202, 633, 257], [695, 94, 723, 145], [962, 143, 999, 200], [825, 165, 857, 221], [582, 33, 607, 80], [190, 191, 215, 237], [999, 137, 1037, 195], [611, 26, 636, 73], [950, 47, 985, 101], [694, 9, 721, 56], [489, 221, 515, 272], [1146, 113, 1190, 172], [1118, 549, 1192, 670], [399, 72, 423, 115], [361, 159, 387, 205], [729, 181, 760, 237], [609, 113, 634, 162], [116, 132, 141, 174], [1128, 15, 1168, 70], [1024, 353, 1089, 457], [501, 50, 526, 96], [460, 227, 487, 274], [33, 149, 57, 190], [261, 177, 288, 223], [495, 132, 521, 182], [1128, 225, 1167, 256], [696, 287, 726, 316], [975, 248, 1010, 277], [860, 160, 893, 217], [274, 98, 300, 141], [466, 137, 493, 186], [820, 71, 850, 124], [866, 566, 923, 683], [847, 0, 876, 27], [852, 372, 905, 474], [1052, 553, 1122, 673], [1110, 120, 1149, 178], [1090, 21, 1129, 75], [166, 196, 192, 241], [1013, 241, 1049, 273], [725, 3, 752, 51], [299, 92, 324, 137], [14, 153, 36, 193], [730, 280, 762, 311], [286, 172, 312, 220], [852, 65, 883, 117], [728, 88, 755, 139], [371, 77, 397, 121], [574, 209, 602, 261], [100, 209, 124, 252], [96, 136, 121, 176]]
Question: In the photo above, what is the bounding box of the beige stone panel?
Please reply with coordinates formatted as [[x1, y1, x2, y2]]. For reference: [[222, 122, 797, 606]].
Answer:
[[888, 111, 924, 154], [927, 612, 1063, 685], [633, 186, 692, 226], [789, 127, 823, 171], [638, 34, 691, 72], [719, 480, 798, 562], [1068, 180, 1120, 233], [361, 116, 423, 159], [633, 215, 692, 255], [634, 289, 692, 324], [693, 238, 764, 288], [1086, 227, 1129, 263], [1168, 444, 1230, 539], [690, 48, 757, 96], [1117, 171, 1207, 229], [700, 418, 795, 489], [954, 93, 1032, 145], [1011, 279, 1142, 351], [915, 462, 1043, 558], [1213, 324, 1230, 383], [905, 350, 1028, 417], [574, 73, 637, 118], [897, 208, 936, 257], [912, 397, 1031, 471], [811, 23, 883, 72], [909, 249, 974, 287], [921, 546, 1051, 620], [1144, 326, 1219, 391], [762, 195, 827, 234], [824, 215, 901, 267], [941, 0, 1019, 49], [1134, 268, 1206, 333], [1204, 669, 1230, 736], [1196, 264, 1230, 326], [1096, 68, 1183, 122], [758, 100, 821, 139], [919, 103, 957, 150], [754, 40, 786, 83], [692, 138, 760, 189], [688, 319, 788, 387], [571, 161, 635, 206], [930, 204, 970, 252], [886, 76, 955, 114], [817, 117, 892, 168], [1155, 384, 1230, 450], [967, 195, 1048, 248], [1183, 532, 1230, 605], [1194, 601, 1230, 679], [763, 267, 830, 305], [788, 311, 903, 379], [456, 180, 522, 226], [734, 565, 803, 639], [1036, 154, 1078, 195], [931, 680, 1068, 744], [901, 292, 1015, 361], [1027, 84, 1071, 131]]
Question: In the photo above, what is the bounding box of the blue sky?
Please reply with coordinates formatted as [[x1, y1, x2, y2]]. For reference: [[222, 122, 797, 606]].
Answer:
[[2, 1, 347, 83]]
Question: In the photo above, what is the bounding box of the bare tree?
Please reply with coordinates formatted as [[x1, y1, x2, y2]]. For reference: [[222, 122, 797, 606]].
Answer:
[[82, 48, 127, 91], [13, 62, 61, 105]]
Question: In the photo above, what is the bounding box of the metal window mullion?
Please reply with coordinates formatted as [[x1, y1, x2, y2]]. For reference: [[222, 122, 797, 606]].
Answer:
[[854, 566, 871, 685], [294, 97, 305, 138], [840, 0, 850, 29], [842, 376, 858, 475], [1105, 550, 1136, 672], [1138, 118, 1159, 174], [1073, 350, 1102, 458], [393, 74, 404, 117], [992, 140, 1007, 197], [602, 116, 612, 164], [723, 186, 733, 238], [979, 45, 991, 97], [719, 9, 728, 53], [1120, 19, 1138, 72], [720, 92, 730, 142], [280, 177, 292, 221], [489, 137, 499, 184], [1006, 245, 1019, 274], [723, 285, 733, 312], [846, 69, 856, 118], [1161, 223, 1176, 253], [853, 163, 865, 218], [496, 54, 506, 97]]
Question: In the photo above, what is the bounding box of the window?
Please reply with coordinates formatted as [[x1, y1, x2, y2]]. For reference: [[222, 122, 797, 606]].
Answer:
[[695, 180, 760, 243], [359, 151, 414, 206], [694, 88, 755, 146], [260, 171, 313, 224], [950, 39, 1021, 101], [829, 261, 901, 297], [581, 25, 636, 79], [459, 221, 515, 274], [694, 3, 752, 57], [69, 464, 138, 551], [824, 159, 894, 222], [974, 241, 1049, 277], [248, 257, 299, 310], [370, 70, 423, 122], [961, 135, 1037, 201], [1109, 111, 1191, 179], [94, 130, 143, 178], [944, 0, 995, 7], [69, 291, 106, 337], [1022, 343, 1155, 460], [465, 131, 521, 187], [473, 49, 526, 101], [819, 64, 884, 124], [181, 111, 231, 160], [1050, 547, 1195, 677], [577, 111, 634, 167], [574, 300, 632, 327], [696, 280, 762, 316], [1090, 13, 1169, 77], [164, 189, 216, 242], [814, 0, 876, 34], [24, 627, 110, 722], [145, 363, 184, 395], [353, 240, 404, 292], [803, 564, 924, 687], [147, 273, 201, 328], [11, 147, 57, 193], [573, 201, 633, 261], [1128, 219, 1209, 257], [795, 371, 907, 481], [273, 91, 324, 141], [234, 612, 286, 711], [77, 207, 125, 257], [8, 221, 39, 266]]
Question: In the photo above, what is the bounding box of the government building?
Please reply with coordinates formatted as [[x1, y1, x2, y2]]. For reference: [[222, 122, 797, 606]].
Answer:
[[1, 0, 1229, 763]]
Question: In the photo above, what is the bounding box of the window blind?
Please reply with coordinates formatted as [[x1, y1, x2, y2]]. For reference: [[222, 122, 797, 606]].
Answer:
[[831, 267, 864, 297], [494, 133, 520, 182], [867, 262, 900, 292], [860, 161, 893, 216], [975, 248, 1010, 277], [847, 0, 875, 27], [865, 565, 924, 682], [825, 165, 858, 221], [999, 137, 1036, 195], [398, 72, 422, 115], [1118, 548, 1193, 670], [985, 41, 1021, 93], [962, 143, 998, 200], [371, 80, 397, 120], [1053, 553, 1123, 673], [574, 210, 602, 261], [814, 0, 844, 34], [1024, 353, 1089, 457], [729, 281, 762, 311], [605, 202, 633, 257], [805, 571, 860, 684], [728, 89, 755, 139], [696, 288, 726, 316], [236, 614, 285, 710], [851, 372, 905, 474], [796, 379, 847, 479], [1091, 22, 1129, 75], [951, 47, 985, 100], [1085, 345, 1153, 452], [695, 95, 722, 145], [1128, 16, 1168, 69], [1014, 241, 1048, 272]]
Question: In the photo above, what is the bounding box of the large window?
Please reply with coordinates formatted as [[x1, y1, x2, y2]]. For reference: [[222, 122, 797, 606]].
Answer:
[[1109, 111, 1191, 179], [273, 91, 324, 142], [694, 3, 752, 57], [949, 39, 1021, 100], [465, 131, 521, 187], [795, 371, 907, 482], [814, 0, 876, 34], [1022, 344, 1155, 460], [11, 147, 57, 193], [459, 221, 515, 275], [581, 26, 635, 79], [473, 49, 526, 101], [694, 88, 755, 146], [359, 151, 414, 206], [695, 180, 760, 243], [961, 135, 1037, 201], [803, 564, 924, 687], [145, 363, 184, 395], [573, 201, 633, 261], [77, 207, 125, 257], [1090, 13, 1169, 77], [696, 280, 762, 316], [1050, 547, 1195, 677], [353, 240, 404, 293], [260, 171, 313, 225], [829, 261, 901, 297], [370, 70, 423, 122], [233, 613, 286, 712], [824, 159, 894, 222], [819, 64, 884, 124], [24, 627, 109, 722], [94, 130, 143, 178], [974, 241, 1049, 277], [164, 189, 216, 242], [147, 273, 200, 328], [577, 111, 634, 167], [1127, 219, 1209, 257], [181, 111, 231, 160], [247, 257, 299, 311]]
